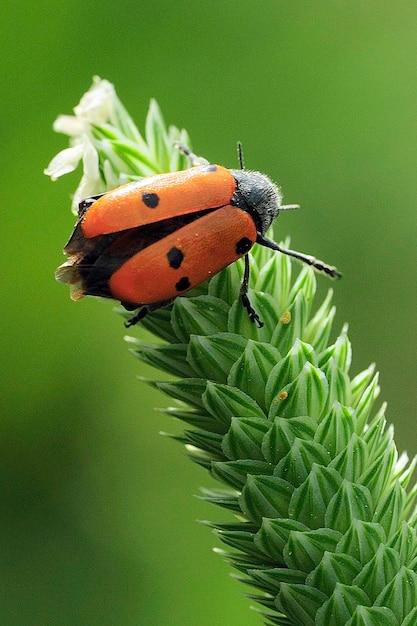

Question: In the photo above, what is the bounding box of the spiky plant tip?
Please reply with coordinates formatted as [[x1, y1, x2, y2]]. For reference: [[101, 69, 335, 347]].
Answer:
[[47, 77, 417, 625]]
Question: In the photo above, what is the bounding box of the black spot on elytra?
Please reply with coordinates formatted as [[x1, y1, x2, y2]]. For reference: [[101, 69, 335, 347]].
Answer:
[[201, 164, 217, 173], [235, 237, 253, 255], [167, 247, 184, 269], [142, 192, 159, 208], [175, 276, 190, 292]]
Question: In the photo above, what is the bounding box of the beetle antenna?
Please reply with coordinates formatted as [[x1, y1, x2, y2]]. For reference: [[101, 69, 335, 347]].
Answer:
[[257, 234, 342, 279], [237, 141, 245, 170], [280, 204, 300, 211]]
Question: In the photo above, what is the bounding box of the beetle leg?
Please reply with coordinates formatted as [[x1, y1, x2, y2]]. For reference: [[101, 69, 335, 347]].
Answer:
[[174, 142, 209, 167], [240, 254, 264, 328], [124, 300, 174, 327], [124, 306, 150, 327]]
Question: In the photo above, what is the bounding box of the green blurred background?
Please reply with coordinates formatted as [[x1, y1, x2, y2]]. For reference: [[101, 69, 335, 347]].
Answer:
[[2, 2, 417, 624]]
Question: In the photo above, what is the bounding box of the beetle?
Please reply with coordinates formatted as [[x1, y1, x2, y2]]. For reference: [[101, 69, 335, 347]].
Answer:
[[56, 143, 341, 327]]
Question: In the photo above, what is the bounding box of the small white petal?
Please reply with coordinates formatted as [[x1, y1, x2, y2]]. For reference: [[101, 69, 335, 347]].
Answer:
[[53, 114, 88, 137], [74, 76, 116, 125], [71, 175, 101, 214], [102, 159, 120, 189], [82, 141, 100, 180], [43, 144, 84, 180], [71, 146, 103, 214]]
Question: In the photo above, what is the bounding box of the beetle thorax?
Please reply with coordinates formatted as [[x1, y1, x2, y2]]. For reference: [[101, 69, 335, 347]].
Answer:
[[230, 169, 282, 234]]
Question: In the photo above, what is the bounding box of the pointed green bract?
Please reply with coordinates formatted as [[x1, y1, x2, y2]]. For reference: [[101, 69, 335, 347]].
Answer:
[[48, 81, 417, 625], [171, 296, 229, 342], [315, 583, 372, 625], [345, 606, 399, 626]]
